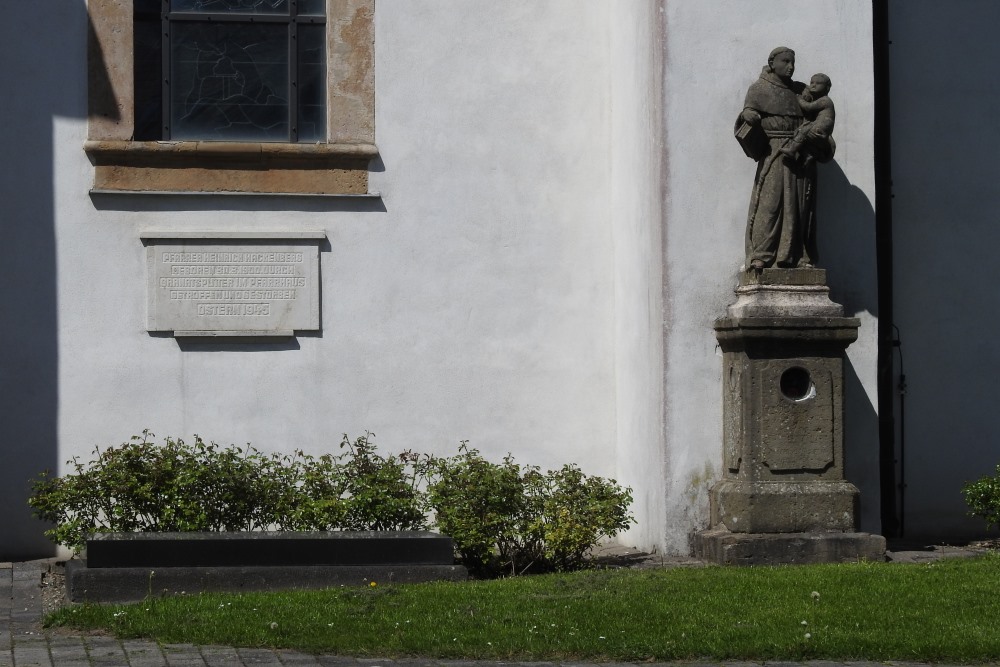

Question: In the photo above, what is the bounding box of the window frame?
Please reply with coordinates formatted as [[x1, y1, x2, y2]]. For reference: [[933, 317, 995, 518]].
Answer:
[[86, 0, 376, 195]]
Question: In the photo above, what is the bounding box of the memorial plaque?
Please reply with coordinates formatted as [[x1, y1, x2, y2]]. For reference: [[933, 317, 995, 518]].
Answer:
[[142, 232, 324, 336]]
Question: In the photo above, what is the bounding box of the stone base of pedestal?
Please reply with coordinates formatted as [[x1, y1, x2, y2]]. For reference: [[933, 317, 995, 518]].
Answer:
[[695, 528, 886, 565], [710, 480, 860, 533]]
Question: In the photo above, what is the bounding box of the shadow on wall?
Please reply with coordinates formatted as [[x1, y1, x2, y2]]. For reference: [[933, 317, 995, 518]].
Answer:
[[815, 159, 881, 534], [0, 1, 95, 558], [817, 159, 876, 319], [884, 1, 1000, 540]]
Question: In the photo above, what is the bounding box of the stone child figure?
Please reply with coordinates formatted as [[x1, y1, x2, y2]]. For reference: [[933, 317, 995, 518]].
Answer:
[[779, 73, 835, 166], [736, 48, 836, 271]]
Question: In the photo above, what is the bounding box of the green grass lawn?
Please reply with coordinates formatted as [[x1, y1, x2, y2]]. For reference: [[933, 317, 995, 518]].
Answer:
[[48, 555, 1000, 662]]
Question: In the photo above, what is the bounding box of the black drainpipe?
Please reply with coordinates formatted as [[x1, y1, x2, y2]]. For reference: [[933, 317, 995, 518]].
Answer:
[[873, 0, 899, 538]]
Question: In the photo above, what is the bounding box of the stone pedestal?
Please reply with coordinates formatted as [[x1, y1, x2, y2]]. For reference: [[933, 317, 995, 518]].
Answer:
[[696, 268, 885, 565]]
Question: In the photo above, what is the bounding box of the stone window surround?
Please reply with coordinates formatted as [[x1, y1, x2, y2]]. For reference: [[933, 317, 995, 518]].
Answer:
[[86, 0, 376, 195]]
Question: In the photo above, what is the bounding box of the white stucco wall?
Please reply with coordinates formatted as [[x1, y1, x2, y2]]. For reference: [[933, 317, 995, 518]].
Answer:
[[0, 2, 624, 558], [610, 4, 666, 551], [660, 1, 880, 552], [1, 0, 883, 558], [888, 0, 1000, 540], [61, 3, 616, 466]]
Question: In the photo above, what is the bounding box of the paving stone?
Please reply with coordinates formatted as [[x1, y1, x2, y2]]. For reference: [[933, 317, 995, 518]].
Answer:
[[159, 644, 209, 666], [315, 657, 361, 667], [11, 649, 53, 666], [201, 645, 245, 667], [276, 649, 324, 665], [133, 658, 175, 667], [237, 647, 286, 665], [84, 637, 129, 666], [47, 636, 87, 649], [164, 650, 211, 667], [124, 639, 169, 667]]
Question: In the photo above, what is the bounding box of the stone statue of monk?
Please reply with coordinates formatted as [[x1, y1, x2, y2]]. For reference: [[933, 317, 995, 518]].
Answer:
[[736, 47, 835, 271]]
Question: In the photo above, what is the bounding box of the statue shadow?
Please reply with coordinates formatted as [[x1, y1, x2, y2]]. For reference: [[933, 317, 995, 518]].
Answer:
[[816, 159, 876, 319], [816, 159, 881, 533]]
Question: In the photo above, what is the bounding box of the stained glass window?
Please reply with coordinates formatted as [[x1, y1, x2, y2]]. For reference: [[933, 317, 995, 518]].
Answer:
[[134, 0, 326, 142]]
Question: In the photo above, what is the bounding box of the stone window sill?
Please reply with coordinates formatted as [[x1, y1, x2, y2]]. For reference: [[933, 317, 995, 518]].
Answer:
[[84, 141, 378, 195]]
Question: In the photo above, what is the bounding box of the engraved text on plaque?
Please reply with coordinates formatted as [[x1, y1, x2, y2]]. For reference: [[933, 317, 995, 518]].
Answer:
[[143, 232, 324, 336]]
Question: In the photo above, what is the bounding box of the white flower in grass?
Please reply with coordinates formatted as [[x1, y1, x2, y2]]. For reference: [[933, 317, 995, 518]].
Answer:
[[811, 591, 820, 600], [801, 620, 808, 626], [804, 632, 812, 640], [269, 622, 279, 630]]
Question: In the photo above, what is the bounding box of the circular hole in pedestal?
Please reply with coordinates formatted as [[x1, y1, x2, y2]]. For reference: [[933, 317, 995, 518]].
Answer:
[[780, 366, 814, 401]]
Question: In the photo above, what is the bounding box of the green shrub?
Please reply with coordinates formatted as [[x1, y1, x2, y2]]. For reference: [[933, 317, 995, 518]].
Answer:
[[333, 433, 428, 532], [30, 432, 634, 574], [285, 450, 348, 531], [28, 431, 428, 552], [427, 445, 530, 571], [536, 463, 635, 571], [29, 431, 303, 551], [962, 464, 1000, 530], [428, 444, 634, 574]]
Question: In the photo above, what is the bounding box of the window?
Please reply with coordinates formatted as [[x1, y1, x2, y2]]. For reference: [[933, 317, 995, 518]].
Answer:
[[134, 0, 327, 143], [86, 0, 375, 195]]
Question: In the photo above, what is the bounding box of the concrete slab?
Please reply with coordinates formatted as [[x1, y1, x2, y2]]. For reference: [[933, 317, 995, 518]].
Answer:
[[86, 531, 455, 568]]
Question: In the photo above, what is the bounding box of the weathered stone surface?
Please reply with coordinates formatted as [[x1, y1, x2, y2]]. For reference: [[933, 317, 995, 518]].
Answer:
[[86, 531, 455, 568], [329, 0, 375, 144], [142, 233, 324, 336], [700, 267, 874, 564], [715, 316, 861, 346], [738, 47, 836, 271], [93, 161, 370, 195], [710, 480, 859, 533], [727, 268, 845, 318], [716, 316, 858, 483], [743, 266, 827, 287], [696, 528, 885, 565], [87, 0, 132, 142]]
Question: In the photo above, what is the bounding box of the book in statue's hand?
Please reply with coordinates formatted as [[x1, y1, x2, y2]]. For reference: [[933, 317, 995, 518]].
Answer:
[[734, 119, 768, 160]]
